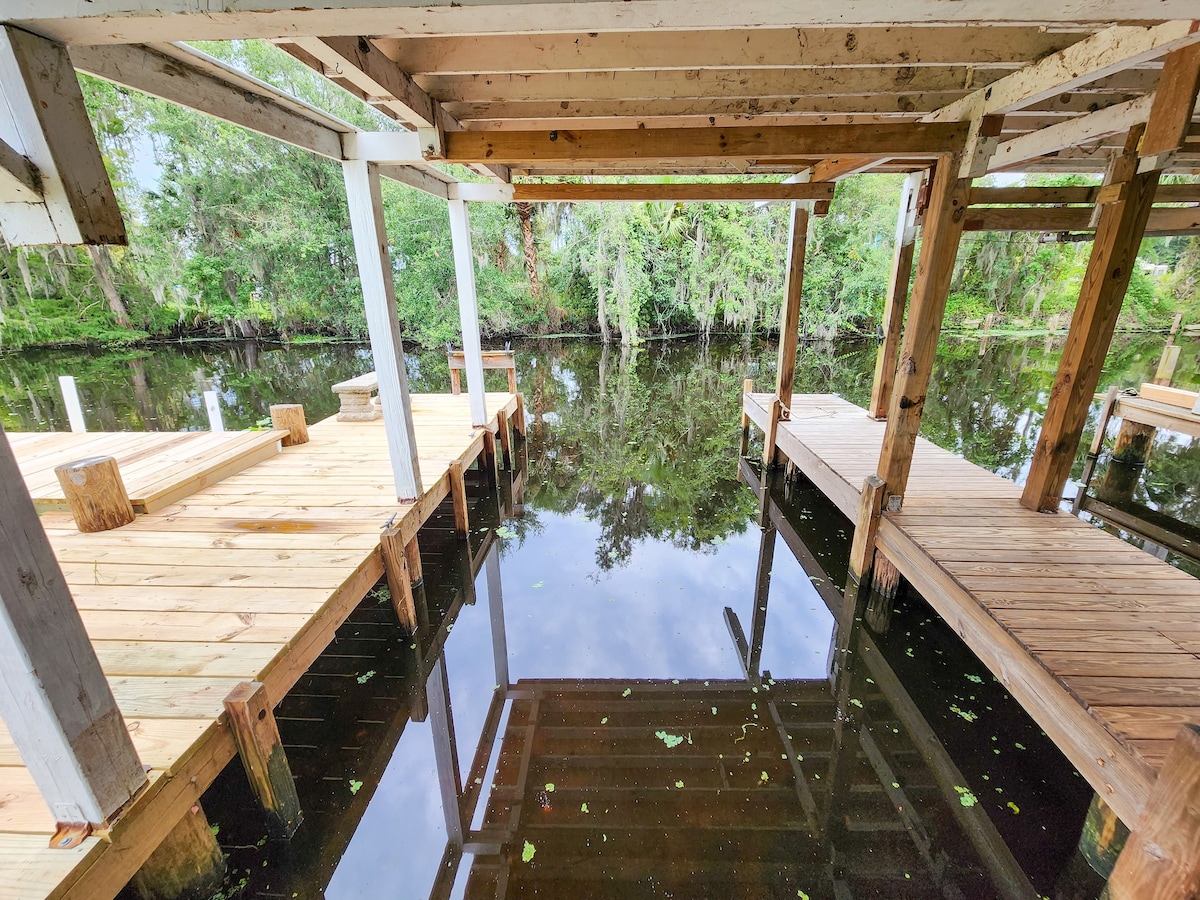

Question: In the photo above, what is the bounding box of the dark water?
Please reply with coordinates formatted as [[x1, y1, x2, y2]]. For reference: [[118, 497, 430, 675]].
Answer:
[[2, 333, 1197, 898]]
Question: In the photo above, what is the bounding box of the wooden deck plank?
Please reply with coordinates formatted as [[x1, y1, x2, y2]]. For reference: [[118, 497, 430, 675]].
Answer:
[[0, 390, 519, 900], [748, 391, 1200, 833]]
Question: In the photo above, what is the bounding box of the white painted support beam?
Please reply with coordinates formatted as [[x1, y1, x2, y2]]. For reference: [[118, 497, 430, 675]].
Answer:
[[58, 375, 85, 433], [375, 163, 454, 199], [0, 135, 40, 202], [203, 390, 225, 432], [0, 423, 147, 829], [15, 3, 1200, 46], [447, 198, 488, 428], [342, 159, 422, 501], [0, 26, 125, 246], [342, 131, 424, 164], [988, 95, 1157, 171]]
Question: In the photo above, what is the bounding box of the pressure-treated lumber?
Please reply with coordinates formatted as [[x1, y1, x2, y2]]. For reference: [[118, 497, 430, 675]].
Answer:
[[870, 171, 924, 420], [989, 95, 1154, 172], [342, 159, 422, 500], [222, 681, 303, 839], [508, 181, 836, 203], [128, 803, 225, 900], [449, 458, 469, 534], [54, 455, 136, 533], [442, 123, 970, 165], [296, 35, 437, 128], [268, 404, 308, 446], [875, 153, 971, 510], [1107, 724, 1200, 899], [1021, 131, 1162, 513], [0, 26, 125, 246], [848, 474, 886, 583], [0, 426, 146, 828], [774, 203, 809, 418], [1141, 44, 1200, 158]]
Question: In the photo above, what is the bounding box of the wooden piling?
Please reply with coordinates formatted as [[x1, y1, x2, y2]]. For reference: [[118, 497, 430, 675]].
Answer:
[[480, 429, 498, 488], [129, 803, 225, 900], [513, 393, 526, 437], [405, 535, 424, 586], [496, 409, 511, 468], [761, 396, 782, 468], [449, 367, 462, 395], [1107, 723, 1200, 899], [848, 475, 886, 584], [269, 403, 309, 446], [381, 528, 418, 633], [739, 378, 754, 457], [222, 681, 303, 840], [55, 456, 135, 533], [450, 459, 470, 535]]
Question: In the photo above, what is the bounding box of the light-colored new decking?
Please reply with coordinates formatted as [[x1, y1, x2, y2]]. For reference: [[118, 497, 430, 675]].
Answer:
[[9, 428, 288, 513], [744, 391, 1200, 831], [0, 391, 517, 900]]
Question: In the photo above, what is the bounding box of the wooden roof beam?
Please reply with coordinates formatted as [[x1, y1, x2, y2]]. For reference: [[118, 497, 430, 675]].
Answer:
[[971, 183, 1200, 205], [14, 2, 1200, 46], [0, 135, 40, 202], [988, 95, 1157, 172], [964, 205, 1200, 234], [436, 123, 969, 166], [375, 27, 1088, 76], [925, 20, 1200, 176], [285, 36, 509, 183]]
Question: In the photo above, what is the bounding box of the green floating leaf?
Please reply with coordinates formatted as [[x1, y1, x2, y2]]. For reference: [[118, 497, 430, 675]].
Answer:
[[581, 802, 589, 813], [356, 670, 376, 684], [655, 730, 685, 749], [1007, 801, 1020, 815], [521, 841, 536, 863], [953, 785, 977, 808], [965, 673, 983, 684], [495, 525, 518, 539], [621, 688, 631, 697], [349, 779, 363, 795], [532, 581, 544, 589], [544, 783, 555, 792], [674, 780, 685, 788]]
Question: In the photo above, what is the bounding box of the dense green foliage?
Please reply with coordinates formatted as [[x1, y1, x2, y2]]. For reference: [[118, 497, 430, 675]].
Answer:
[[1, 41, 1199, 351]]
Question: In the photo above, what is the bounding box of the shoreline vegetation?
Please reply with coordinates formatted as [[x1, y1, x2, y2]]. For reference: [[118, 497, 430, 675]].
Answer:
[[1, 40, 1198, 354]]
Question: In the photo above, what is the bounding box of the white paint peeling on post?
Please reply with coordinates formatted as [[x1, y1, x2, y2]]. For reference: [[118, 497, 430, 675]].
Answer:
[[0, 423, 146, 828], [342, 158, 422, 501], [203, 390, 225, 432], [58, 375, 85, 432], [447, 197, 487, 427]]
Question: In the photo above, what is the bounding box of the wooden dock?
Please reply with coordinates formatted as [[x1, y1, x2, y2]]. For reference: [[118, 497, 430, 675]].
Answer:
[[743, 391, 1200, 832], [0, 391, 518, 900]]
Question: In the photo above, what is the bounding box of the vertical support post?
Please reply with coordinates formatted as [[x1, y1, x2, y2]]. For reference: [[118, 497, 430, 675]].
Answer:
[[876, 152, 971, 511], [775, 203, 809, 418], [1021, 128, 1163, 513], [739, 377, 754, 458], [447, 198, 487, 427], [761, 397, 782, 468], [848, 475, 886, 585], [496, 409, 512, 469], [747, 520, 776, 680], [58, 375, 85, 432], [428, 654, 464, 847], [1073, 385, 1120, 514], [449, 459, 469, 535], [203, 390, 224, 433], [381, 527, 418, 634], [0, 424, 146, 831], [1106, 723, 1200, 899], [513, 393, 526, 437], [485, 543, 508, 690], [269, 404, 308, 446], [222, 681, 303, 839], [480, 429, 498, 489], [342, 159, 422, 501], [870, 170, 925, 420], [130, 804, 225, 900], [405, 535, 424, 587]]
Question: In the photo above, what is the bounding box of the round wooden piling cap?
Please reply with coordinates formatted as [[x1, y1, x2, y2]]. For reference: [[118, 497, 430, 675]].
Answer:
[[54, 455, 135, 533]]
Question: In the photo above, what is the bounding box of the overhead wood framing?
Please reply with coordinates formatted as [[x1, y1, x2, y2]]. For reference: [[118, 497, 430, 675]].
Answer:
[[0, 26, 125, 245]]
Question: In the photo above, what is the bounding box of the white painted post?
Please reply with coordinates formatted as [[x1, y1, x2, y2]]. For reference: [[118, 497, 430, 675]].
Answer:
[[342, 158, 422, 501], [203, 390, 225, 432], [0, 424, 146, 830], [58, 375, 85, 432], [447, 198, 488, 427]]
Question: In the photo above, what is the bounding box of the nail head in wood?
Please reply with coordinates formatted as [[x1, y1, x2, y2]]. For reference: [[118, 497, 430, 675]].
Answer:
[[54, 456, 135, 533]]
